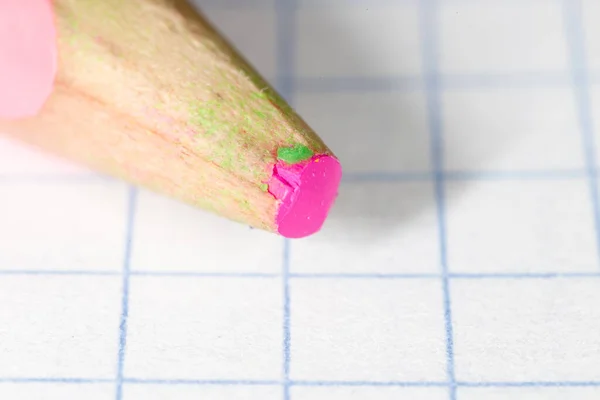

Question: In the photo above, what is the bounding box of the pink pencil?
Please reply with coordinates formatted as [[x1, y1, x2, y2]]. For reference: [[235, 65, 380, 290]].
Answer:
[[0, 0, 342, 238]]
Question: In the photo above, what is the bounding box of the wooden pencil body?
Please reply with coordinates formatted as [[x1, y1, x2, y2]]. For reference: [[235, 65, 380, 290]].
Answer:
[[0, 0, 334, 232]]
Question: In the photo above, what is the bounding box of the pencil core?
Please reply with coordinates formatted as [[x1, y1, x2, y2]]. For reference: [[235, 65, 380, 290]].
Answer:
[[269, 155, 342, 238], [0, 0, 57, 119]]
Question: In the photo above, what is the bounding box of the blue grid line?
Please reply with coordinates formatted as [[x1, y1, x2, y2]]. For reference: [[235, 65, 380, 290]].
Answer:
[[275, 0, 296, 398], [0, 378, 113, 384], [342, 169, 588, 183], [294, 380, 600, 388], [439, 71, 571, 89], [294, 72, 573, 93], [282, 238, 292, 400], [419, 1, 456, 399], [130, 271, 278, 278], [294, 76, 423, 92], [443, 169, 588, 180], [449, 272, 600, 279], [290, 380, 448, 387], [563, 0, 600, 275], [1, 270, 599, 279], [125, 378, 280, 385], [115, 187, 137, 400], [289, 273, 439, 279], [342, 171, 432, 183], [294, 272, 600, 279], [4, 377, 600, 388], [0, 270, 120, 276], [458, 381, 600, 388]]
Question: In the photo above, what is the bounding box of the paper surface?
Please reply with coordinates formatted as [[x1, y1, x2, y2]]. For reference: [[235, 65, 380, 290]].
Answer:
[[2, 0, 600, 399]]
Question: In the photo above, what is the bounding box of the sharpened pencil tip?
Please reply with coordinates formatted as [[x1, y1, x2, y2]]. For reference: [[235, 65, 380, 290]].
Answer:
[[268, 155, 342, 238]]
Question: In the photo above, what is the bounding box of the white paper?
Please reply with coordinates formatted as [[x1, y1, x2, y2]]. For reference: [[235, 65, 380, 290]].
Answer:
[[1, 0, 600, 399]]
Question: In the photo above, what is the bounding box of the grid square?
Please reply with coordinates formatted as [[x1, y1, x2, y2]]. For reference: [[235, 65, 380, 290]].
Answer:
[[290, 279, 446, 381], [0, 383, 114, 400], [123, 384, 281, 400], [446, 179, 598, 274], [200, 8, 276, 81], [0, 276, 122, 378], [452, 278, 600, 381], [124, 276, 282, 380], [295, 3, 421, 77], [459, 387, 600, 400], [0, 182, 128, 271], [292, 386, 448, 400], [439, 1, 567, 74], [290, 182, 439, 275], [443, 87, 584, 172], [583, 0, 600, 70], [0, 137, 91, 176], [294, 91, 430, 174], [131, 190, 282, 273]]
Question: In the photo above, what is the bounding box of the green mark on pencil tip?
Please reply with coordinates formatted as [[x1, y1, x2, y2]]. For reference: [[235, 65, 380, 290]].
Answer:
[[277, 144, 314, 164], [260, 183, 269, 192], [252, 91, 268, 100]]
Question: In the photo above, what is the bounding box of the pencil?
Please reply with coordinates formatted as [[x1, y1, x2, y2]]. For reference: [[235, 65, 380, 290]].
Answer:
[[0, 0, 342, 238]]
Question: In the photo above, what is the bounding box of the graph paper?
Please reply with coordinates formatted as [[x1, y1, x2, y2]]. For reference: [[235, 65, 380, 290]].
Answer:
[[1, 0, 600, 399]]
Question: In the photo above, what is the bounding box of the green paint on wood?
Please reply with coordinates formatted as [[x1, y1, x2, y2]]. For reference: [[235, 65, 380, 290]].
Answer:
[[189, 101, 222, 136], [277, 144, 314, 164], [241, 199, 251, 211], [259, 183, 268, 192], [182, 67, 324, 184], [252, 91, 268, 100]]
